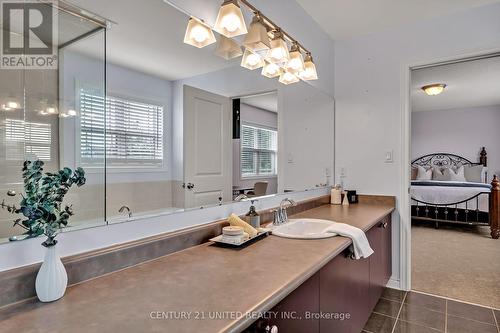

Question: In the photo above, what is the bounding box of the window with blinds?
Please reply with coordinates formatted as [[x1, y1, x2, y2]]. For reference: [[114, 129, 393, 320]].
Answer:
[[80, 89, 164, 167], [241, 124, 277, 178], [5, 119, 51, 161]]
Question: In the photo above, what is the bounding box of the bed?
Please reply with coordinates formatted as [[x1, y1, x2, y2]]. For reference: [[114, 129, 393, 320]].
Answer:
[[410, 147, 499, 239]]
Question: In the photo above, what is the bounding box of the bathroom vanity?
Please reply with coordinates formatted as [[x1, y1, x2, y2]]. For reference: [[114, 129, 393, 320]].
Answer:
[[0, 196, 394, 333]]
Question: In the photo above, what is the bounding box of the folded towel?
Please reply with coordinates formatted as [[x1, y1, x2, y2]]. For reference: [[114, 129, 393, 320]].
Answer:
[[228, 213, 258, 237], [326, 223, 374, 259]]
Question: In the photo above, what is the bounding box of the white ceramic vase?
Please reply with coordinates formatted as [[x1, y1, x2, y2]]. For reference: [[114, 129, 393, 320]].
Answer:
[[35, 244, 68, 302]]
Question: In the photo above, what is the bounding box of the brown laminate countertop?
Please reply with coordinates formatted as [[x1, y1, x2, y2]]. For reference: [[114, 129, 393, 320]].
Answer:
[[0, 202, 394, 333]]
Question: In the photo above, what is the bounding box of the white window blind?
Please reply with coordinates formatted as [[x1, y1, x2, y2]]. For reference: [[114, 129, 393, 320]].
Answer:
[[241, 124, 277, 177], [5, 119, 51, 161], [80, 89, 164, 167]]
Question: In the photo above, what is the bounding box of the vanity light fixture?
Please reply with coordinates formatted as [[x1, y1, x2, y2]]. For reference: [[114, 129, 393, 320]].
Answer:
[[279, 70, 300, 85], [298, 52, 318, 81], [422, 83, 446, 96], [261, 61, 281, 78], [215, 35, 243, 60], [183, 17, 216, 48], [285, 42, 305, 74], [241, 48, 264, 70], [214, 0, 248, 38], [243, 13, 270, 51], [266, 29, 289, 64]]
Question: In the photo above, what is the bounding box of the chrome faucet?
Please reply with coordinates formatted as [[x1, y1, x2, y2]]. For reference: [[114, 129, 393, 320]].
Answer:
[[118, 205, 132, 218], [234, 194, 249, 202], [272, 198, 297, 225]]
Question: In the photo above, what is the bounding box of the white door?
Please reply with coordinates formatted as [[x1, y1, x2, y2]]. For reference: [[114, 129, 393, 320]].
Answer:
[[183, 85, 232, 208]]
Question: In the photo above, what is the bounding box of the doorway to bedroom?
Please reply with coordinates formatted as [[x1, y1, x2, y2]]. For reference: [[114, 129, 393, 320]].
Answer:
[[409, 55, 500, 310]]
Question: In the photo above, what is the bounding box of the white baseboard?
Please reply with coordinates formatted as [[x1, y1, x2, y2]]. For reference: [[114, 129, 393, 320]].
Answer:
[[386, 278, 402, 290]]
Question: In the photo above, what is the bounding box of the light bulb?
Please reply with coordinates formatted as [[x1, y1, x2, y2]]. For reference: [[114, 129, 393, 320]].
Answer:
[[214, 0, 248, 38], [241, 49, 264, 70], [6, 101, 20, 109], [261, 61, 281, 78], [279, 70, 299, 85], [184, 17, 216, 48], [190, 25, 209, 43], [220, 13, 240, 33]]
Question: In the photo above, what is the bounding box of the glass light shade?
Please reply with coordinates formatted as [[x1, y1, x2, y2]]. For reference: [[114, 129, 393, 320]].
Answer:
[[285, 44, 305, 74], [298, 53, 318, 80], [266, 33, 289, 64], [214, 0, 248, 38], [422, 84, 446, 96], [184, 17, 216, 48], [243, 14, 270, 51], [241, 49, 264, 70], [215, 35, 243, 60], [279, 70, 300, 85], [261, 61, 281, 78]]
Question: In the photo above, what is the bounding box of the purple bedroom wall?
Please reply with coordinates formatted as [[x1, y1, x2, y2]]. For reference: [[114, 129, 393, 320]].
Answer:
[[411, 105, 500, 181]]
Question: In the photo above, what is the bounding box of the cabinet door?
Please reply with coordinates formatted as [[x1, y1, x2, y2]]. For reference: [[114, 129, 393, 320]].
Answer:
[[382, 216, 392, 283], [320, 249, 370, 333], [368, 221, 384, 311], [245, 272, 320, 333]]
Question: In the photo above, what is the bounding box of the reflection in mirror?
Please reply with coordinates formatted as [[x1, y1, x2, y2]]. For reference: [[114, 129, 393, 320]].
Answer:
[[0, 5, 106, 243], [0, 0, 334, 243]]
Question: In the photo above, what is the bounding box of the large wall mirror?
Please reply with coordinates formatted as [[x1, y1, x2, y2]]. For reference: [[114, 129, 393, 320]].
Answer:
[[0, 0, 334, 244]]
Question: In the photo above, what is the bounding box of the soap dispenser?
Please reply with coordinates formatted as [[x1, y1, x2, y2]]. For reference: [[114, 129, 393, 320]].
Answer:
[[245, 200, 260, 228]]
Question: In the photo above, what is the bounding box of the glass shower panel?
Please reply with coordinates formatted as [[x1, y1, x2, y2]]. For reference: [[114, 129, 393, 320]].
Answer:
[[0, 4, 106, 243]]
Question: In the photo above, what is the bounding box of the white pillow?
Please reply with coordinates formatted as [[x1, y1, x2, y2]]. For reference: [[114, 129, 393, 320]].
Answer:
[[432, 167, 450, 181], [464, 165, 485, 183], [445, 166, 466, 182], [416, 165, 432, 180]]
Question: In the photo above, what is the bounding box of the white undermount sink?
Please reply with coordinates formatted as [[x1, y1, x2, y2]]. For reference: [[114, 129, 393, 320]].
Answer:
[[270, 218, 338, 239]]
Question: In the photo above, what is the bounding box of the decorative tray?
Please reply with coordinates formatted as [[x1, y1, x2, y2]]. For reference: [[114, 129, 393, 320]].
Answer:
[[210, 228, 270, 247]]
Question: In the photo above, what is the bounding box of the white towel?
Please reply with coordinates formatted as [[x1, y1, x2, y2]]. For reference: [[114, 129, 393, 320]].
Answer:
[[326, 223, 374, 259]]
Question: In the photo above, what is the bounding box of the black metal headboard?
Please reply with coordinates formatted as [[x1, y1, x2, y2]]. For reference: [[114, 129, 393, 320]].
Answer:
[[411, 147, 488, 182], [411, 147, 487, 168]]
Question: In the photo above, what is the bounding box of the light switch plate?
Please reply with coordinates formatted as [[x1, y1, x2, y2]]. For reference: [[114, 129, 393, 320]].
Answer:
[[385, 150, 394, 163]]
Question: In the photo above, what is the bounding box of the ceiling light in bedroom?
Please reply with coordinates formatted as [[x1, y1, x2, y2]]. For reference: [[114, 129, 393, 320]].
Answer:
[[299, 52, 318, 81], [422, 83, 446, 96], [214, 0, 248, 38], [184, 17, 216, 48]]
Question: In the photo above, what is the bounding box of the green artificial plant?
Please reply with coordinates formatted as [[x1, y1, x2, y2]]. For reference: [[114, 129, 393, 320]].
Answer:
[[1, 160, 86, 247]]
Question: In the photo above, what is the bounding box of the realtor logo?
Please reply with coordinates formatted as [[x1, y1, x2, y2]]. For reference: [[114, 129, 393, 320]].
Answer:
[[1, 0, 58, 69]]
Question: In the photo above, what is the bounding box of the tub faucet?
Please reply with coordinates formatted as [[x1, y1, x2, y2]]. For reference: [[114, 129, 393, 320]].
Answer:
[[119, 205, 132, 218]]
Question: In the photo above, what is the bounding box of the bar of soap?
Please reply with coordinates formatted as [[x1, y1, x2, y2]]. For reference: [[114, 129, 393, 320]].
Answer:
[[222, 226, 244, 236], [228, 213, 258, 238]]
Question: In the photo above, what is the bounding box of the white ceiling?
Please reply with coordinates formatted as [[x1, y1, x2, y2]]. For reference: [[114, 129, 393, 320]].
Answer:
[[241, 91, 278, 113], [296, 0, 500, 40], [67, 0, 239, 81], [411, 56, 500, 112]]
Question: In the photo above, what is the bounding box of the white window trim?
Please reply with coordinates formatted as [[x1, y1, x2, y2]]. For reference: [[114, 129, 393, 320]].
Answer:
[[240, 122, 278, 180], [74, 82, 168, 174]]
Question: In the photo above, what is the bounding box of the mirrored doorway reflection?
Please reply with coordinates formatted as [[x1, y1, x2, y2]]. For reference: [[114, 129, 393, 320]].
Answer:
[[232, 91, 279, 200]]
